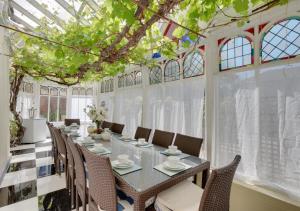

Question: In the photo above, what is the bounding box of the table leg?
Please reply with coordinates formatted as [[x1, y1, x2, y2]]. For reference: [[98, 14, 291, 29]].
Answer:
[[134, 198, 145, 211], [202, 167, 209, 189]]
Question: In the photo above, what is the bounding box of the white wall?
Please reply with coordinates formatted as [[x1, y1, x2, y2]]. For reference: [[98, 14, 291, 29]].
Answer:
[[0, 27, 11, 179]]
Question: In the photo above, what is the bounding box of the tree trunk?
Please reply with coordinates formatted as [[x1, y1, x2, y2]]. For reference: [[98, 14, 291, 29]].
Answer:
[[9, 66, 25, 147]]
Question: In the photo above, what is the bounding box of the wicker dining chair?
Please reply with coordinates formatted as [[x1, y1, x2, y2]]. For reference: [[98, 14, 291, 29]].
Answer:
[[134, 127, 152, 142], [65, 119, 81, 126], [46, 122, 59, 172], [101, 121, 112, 129], [174, 134, 203, 157], [151, 129, 175, 148], [52, 127, 68, 180], [67, 138, 88, 211], [111, 123, 125, 134], [154, 155, 241, 211], [63, 135, 76, 208], [80, 146, 136, 211]]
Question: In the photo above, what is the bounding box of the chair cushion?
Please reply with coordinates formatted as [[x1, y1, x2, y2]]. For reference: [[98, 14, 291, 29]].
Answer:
[[154, 180, 203, 211]]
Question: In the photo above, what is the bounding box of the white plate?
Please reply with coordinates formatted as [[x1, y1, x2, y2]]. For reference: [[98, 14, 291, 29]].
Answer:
[[112, 160, 134, 169], [164, 149, 182, 156], [136, 142, 149, 147], [163, 162, 186, 171], [90, 147, 106, 153]]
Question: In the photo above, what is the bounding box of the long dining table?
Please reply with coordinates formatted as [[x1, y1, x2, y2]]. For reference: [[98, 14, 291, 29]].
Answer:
[[71, 126, 210, 211]]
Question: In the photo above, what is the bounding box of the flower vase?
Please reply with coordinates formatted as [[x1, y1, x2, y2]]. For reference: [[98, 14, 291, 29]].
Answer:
[[95, 121, 103, 134]]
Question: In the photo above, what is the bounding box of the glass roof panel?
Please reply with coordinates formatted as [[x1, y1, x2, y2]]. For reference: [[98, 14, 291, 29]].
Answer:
[[38, 0, 74, 21], [14, 9, 39, 28], [13, 0, 45, 19], [65, 0, 82, 12]]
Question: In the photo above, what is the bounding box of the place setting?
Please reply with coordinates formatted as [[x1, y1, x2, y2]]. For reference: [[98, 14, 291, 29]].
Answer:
[[161, 145, 190, 159], [131, 138, 153, 148], [111, 154, 142, 176], [69, 129, 80, 138], [154, 156, 192, 177], [75, 136, 95, 147], [89, 143, 111, 155], [119, 134, 136, 142]]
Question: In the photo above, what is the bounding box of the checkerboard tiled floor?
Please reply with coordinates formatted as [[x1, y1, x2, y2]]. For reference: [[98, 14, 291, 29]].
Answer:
[[0, 139, 77, 211]]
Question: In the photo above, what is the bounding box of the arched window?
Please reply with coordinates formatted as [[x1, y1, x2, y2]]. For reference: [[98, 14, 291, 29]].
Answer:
[[262, 18, 300, 62], [100, 82, 105, 93], [105, 80, 110, 92], [220, 36, 252, 71], [125, 73, 134, 86], [109, 79, 114, 92], [183, 51, 204, 78], [149, 66, 162, 85], [164, 60, 180, 82], [118, 75, 125, 88], [24, 82, 33, 93], [86, 88, 93, 96], [135, 71, 142, 85]]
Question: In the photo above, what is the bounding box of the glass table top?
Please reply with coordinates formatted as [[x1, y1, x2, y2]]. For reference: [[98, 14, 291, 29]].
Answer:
[[71, 126, 208, 193]]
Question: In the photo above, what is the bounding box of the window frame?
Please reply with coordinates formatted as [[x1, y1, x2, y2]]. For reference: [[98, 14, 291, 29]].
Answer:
[[164, 59, 180, 82], [183, 50, 205, 78], [261, 17, 300, 63], [219, 36, 253, 71], [39, 85, 67, 122]]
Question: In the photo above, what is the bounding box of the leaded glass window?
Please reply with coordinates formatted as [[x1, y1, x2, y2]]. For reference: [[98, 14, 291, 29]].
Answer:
[[183, 51, 204, 78], [262, 18, 300, 62], [149, 66, 162, 85], [105, 80, 110, 92], [125, 73, 135, 86], [86, 88, 93, 96], [220, 36, 252, 71], [101, 82, 105, 93], [164, 60, 180, 82], [109, 79, 114, 92], [72, 87, 79, 95], [24, 82, 34, 93], [118, 76, 125, 88], [40, 86, 49, 95], [135, 71, 142, 85]]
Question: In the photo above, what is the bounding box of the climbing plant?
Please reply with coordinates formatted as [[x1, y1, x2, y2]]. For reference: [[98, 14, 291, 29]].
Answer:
[[6, 0, 288, 145]]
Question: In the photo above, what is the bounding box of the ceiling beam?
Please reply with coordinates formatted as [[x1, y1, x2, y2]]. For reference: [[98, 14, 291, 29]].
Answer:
[[78, 2, 86, 15], [26, 0, 65, 27], [85, 0, 99, 12], [12, 15, 35, 31], [55, 0, 89, 25], [11, 1, 41, 25], [55, 0, 76, 17]]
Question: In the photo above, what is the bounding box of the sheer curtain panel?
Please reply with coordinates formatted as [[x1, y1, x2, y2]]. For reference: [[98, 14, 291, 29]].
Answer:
[[214, 63, 300, 199]]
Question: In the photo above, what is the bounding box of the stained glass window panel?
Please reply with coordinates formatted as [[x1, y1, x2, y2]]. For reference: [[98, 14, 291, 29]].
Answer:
[[40, 86, 49, 95], [220, 36, 252, 71], [149, 66, 162, 85], [164, 60, 180, 82], [135, 71, 142, 85], [183, 51, 204, 78], [262, 18, 300, 62], [109, 79, 114, 92]]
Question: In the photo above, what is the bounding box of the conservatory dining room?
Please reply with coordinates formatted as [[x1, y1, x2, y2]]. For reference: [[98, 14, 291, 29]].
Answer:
[[0, 0, 300, 211]]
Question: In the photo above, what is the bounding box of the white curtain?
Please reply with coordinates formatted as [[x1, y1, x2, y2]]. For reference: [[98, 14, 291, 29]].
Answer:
[[71, 97, 93, 122], [99, 93, 114, 121], [17, 93, 34, 119], [214, 63, 300, 199], [143, 78, 205, 157], [113, 88, 143, 137]]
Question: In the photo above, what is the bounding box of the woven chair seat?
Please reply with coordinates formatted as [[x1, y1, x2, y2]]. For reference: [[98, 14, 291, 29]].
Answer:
[[154, 180, 203, 211]]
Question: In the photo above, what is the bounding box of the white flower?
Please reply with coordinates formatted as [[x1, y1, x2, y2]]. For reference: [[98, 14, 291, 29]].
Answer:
[[83, 104, 107, 122]]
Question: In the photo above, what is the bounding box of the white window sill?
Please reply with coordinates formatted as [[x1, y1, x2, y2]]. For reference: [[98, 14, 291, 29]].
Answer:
[[233, 180, 300, 208]]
